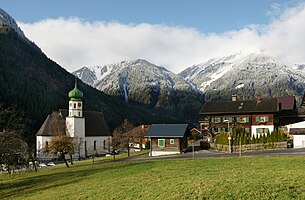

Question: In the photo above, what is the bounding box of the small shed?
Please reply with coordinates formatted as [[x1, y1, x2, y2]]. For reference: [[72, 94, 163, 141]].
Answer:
[[286, 121, 305, 148], [146, 124, 190, 156]]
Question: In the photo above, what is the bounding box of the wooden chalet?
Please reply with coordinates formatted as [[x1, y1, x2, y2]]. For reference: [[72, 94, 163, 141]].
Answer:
[[145, 124, 190, 156], [200, 95, 298, 138]]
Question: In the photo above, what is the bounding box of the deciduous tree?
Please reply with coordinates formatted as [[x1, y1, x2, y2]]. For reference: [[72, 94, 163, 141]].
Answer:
[[46, 135, 76, 168]]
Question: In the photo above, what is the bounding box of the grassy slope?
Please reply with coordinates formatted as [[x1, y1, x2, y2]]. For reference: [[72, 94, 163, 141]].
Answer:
[[1, 156, 305, 199]]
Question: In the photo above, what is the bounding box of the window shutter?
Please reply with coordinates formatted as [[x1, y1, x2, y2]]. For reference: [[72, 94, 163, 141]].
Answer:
[[265, 116, 269, 122], [218, 128, 221, 132], [158, 139, 165, 147], [229, 128, 233, 132], [211, 118, 214, 123], [229, 117, 233, 123], [255, 116, 259, 122], [246, 117, 249, 122], [211, 128, 214, 133], [237, 117, 240, 123], [245, 128, 250, 133]]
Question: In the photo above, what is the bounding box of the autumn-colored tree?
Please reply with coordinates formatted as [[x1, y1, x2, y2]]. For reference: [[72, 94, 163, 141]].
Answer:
[[46, 135, 76, 167], [111, 119, 134, 159]]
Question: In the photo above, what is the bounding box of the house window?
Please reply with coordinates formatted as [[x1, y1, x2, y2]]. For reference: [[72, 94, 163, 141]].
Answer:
[[255, 116, 269, 122], [213, 117, 221, 123], [45, 141, 48, 148], [256, 128, 268, 134], [245, 128, 250, 133], [239, 117, 249, 123], [158, 139, 165, 147], [94, 140, 97, 150], [74, 103, 76, 109], [211, 128, 215, 133], [170, 139, 175, 144], [223, 117, 233, 123]]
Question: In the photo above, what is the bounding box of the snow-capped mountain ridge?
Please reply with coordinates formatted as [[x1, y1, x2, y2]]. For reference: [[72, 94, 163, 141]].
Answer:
[[180, 53, 305, 102], [73, 59, 202, 114], [180, 53, 305, 93]]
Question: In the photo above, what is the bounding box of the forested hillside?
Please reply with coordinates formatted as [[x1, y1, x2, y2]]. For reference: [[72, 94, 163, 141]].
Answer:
[[0, 27, 180, 144]]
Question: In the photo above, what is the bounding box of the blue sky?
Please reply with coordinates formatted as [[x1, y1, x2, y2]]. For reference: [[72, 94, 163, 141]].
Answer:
[[1, 0, 294, 33], [1, 0, 305, 72]]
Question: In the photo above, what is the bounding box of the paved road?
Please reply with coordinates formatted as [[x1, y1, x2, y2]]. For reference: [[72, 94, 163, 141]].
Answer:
[[122, 147, 305, 162]]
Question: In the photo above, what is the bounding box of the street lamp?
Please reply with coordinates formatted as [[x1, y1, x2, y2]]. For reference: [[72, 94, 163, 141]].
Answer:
[[223, 119, 231, 153]]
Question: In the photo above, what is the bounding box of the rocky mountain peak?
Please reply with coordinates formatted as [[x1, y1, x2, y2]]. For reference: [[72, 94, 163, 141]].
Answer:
[[0, 8, 26, 39]]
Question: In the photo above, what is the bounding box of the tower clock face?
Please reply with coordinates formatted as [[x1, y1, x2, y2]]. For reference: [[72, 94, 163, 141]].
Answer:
[[78, 103, 82, 107]]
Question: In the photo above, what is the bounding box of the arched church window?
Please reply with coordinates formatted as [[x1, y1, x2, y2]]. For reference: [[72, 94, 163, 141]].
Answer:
[[94, 140, 97, 150]]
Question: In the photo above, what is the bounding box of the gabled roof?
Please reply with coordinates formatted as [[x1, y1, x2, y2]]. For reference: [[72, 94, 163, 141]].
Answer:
[[36, 112, 66, 136], [125, 125, 150, 136], [200, 98, 279, 115], [36, 110, 110, 137], [146, 124, 189, 138]]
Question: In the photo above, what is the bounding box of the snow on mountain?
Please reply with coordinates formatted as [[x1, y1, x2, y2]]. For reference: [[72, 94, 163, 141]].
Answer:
[[95, 59, 198, 94], [0, 8, 27, 40], [73, 59, 201, 107], [181, 53, 305, 102], [179, 53, 246, 91]]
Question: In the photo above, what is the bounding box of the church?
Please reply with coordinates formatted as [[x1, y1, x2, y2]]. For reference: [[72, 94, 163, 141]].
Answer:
[[36, 80, 111, 160]]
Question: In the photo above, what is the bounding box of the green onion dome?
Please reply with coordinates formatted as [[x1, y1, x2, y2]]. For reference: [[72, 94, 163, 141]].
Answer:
[[68, 79, 83, 101]]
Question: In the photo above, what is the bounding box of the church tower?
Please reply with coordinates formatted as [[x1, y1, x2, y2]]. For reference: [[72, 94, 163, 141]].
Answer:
[[66, 78, 85, 140]]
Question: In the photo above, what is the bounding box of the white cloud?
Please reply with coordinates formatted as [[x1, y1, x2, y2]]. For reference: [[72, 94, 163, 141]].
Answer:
[[18, 3, 305, 73]]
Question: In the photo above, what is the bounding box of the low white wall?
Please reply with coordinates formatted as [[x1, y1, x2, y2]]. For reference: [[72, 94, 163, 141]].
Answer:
[[150, 151, 180, 156]]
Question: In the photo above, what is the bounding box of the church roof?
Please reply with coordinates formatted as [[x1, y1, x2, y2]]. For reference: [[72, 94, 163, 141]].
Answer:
[[36, 112, 66, 136], [36, 110, 110, 137]]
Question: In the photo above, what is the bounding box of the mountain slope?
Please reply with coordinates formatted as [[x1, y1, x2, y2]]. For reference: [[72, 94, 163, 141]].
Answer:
[[73, 60, 203, 121], [0, 9, 180, 144], [180, 53, 305, 103]]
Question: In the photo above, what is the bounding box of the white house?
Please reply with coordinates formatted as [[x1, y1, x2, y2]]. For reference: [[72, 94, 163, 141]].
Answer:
[[286, 121, 305, 148], [36, 80, 111, 160]]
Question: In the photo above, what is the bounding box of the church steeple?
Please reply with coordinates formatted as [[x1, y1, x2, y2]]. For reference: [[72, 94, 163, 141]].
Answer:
[[68, 78, 83, 101], [68, 78, 83, 117]]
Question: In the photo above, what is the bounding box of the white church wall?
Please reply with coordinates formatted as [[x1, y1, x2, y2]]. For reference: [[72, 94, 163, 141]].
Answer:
[[36, 136, 55, 160], [85, 136, 111, 156]]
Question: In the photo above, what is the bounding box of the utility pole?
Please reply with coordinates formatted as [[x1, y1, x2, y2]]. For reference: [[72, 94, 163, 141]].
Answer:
[[239, 134, 242, 157]]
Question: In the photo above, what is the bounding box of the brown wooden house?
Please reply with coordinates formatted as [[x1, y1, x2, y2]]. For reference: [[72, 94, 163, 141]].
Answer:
[[145, 124, 190, 156], [200, 95, 298, 138]]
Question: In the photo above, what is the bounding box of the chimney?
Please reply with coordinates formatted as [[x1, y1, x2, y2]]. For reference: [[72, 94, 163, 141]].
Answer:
[[232, 95, 237, 101]]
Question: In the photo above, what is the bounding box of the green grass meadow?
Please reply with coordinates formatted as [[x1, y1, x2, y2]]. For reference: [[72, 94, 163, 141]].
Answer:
[[1, 156, 305, 199]]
